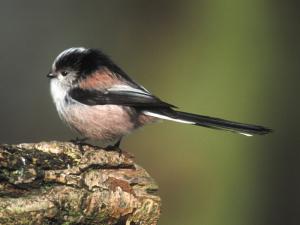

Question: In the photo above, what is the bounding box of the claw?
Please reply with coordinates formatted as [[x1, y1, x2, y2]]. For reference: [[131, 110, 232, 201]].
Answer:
[[70, 137, 89, 153], [104, 138, 123, 156]]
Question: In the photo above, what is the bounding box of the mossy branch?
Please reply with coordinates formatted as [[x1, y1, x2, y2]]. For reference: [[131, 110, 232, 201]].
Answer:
[[0, 141, 161, 225]]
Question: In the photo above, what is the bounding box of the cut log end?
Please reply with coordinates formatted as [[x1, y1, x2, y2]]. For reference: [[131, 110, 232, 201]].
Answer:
[[0, 141, 161, 225]]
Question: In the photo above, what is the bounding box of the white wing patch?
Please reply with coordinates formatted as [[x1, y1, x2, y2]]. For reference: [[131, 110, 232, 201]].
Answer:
[[108, 85, 151, 95], [239, 132, 253, 137], [143, 111, 195, 124]]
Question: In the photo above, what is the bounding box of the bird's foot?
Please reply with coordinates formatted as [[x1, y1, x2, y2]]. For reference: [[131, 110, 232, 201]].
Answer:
[[70, 137, 89, 153], [105, 145, 123, 156], [70, 137, 88, 145], [104, 139, 123, 156]]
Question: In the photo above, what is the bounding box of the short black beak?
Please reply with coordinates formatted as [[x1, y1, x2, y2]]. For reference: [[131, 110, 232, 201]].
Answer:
[[47, 73, 56, 79]]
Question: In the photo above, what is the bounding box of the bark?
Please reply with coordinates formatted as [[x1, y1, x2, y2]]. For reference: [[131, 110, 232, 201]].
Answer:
[[0, 141, 161, 225]]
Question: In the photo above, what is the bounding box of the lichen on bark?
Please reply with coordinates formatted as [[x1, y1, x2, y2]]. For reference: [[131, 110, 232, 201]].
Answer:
[[0, 141, 161, 225]]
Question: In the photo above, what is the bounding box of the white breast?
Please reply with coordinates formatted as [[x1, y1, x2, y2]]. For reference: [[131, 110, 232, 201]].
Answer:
[[50, 79, 90, 131], [50, 79, 66, 103], [49, 80, 137, 145], [50, 79, 72, 122]]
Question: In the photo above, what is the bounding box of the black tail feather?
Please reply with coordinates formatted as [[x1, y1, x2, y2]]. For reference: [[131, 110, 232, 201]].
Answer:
[[147, 110, 272, 135]]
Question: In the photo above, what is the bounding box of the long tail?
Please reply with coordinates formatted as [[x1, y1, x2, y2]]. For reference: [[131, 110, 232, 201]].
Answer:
[[143, 110, 272, 136]]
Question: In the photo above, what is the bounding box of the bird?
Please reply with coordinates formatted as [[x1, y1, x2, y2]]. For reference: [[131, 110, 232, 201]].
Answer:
[[47, 47, 271, 149]]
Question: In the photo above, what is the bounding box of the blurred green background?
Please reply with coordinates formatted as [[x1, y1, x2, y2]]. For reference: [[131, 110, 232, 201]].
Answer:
[[0, 1, 299, 225]]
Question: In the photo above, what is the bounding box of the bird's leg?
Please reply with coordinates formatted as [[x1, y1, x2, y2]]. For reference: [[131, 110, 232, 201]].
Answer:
[[105, 138, 123, 155], [70, 137, 89, 144], [70, 137, 89, 153]]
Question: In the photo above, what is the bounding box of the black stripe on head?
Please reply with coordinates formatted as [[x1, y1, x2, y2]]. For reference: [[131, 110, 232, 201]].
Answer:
[[54, 48, 128, 78]]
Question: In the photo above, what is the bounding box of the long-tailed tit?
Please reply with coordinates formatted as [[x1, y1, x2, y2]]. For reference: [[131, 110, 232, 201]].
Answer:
[[47, 47, 271, 148]]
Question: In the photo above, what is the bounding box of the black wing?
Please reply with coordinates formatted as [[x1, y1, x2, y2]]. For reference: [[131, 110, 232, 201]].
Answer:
[[69, 87, 176, 109], [69, 87, 272, 136]]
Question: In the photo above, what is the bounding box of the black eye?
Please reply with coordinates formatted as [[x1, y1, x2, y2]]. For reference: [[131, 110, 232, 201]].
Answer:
[[61, 71, 69, 76]]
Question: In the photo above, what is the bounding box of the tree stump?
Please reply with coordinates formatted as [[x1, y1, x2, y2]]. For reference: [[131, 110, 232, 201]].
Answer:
[[0, 141, 161, 225]]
